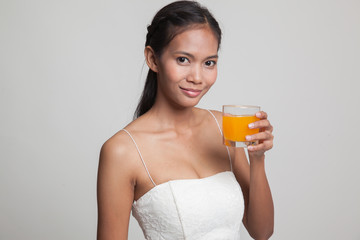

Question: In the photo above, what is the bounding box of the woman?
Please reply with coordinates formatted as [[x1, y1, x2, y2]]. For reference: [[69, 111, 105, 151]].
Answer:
[[97, 1, 274, 239]]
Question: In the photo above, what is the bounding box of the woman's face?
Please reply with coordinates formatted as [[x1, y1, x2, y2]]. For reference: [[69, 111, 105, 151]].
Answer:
[[155, 25, 219, 109]]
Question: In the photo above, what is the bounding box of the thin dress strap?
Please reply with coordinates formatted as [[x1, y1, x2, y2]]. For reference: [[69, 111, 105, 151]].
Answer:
[[206, 110, 233, 172], [122, 129, 156, 186]]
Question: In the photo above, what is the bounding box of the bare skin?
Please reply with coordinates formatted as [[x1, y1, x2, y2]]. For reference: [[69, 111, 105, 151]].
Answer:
[[97, 25, 274, 240]]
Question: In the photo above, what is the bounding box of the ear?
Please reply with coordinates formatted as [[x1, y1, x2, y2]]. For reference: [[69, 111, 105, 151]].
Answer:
[[144, 46, 159, 72]]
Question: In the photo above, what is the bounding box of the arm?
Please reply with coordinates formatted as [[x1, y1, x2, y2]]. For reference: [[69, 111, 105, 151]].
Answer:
[[97, 136, 136, 240], [233, 111, 274, 240]]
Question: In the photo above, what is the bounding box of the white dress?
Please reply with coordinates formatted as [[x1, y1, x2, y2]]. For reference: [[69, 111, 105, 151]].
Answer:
[[123, 110, 244, 240]]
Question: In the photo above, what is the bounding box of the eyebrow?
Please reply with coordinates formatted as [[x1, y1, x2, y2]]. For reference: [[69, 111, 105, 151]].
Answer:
[[173, 51, 218, 60]]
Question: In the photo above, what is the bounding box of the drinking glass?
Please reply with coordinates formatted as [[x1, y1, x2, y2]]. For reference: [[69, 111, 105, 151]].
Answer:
[[222, 105, 260, 148]]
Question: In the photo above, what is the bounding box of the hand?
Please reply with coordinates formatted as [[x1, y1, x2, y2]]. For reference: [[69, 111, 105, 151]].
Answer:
[[246, 111, 274, 158]]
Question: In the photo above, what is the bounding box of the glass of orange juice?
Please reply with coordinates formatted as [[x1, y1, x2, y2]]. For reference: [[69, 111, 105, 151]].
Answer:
[[222, 105, 260, 148]]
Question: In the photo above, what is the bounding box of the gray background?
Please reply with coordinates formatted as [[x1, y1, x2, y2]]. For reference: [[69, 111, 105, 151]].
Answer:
[[1, 0, 359, 239]]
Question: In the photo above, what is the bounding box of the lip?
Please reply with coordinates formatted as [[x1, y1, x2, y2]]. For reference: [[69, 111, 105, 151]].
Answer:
[[180, 87, 202, 98]]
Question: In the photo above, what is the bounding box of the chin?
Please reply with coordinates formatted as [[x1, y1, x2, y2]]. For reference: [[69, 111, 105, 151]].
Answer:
[[179, 97, 203, 109], [167, 91, 207, 109]]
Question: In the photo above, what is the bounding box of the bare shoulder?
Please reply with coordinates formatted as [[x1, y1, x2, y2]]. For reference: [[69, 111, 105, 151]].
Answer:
[[101, 130, 132, 155], [99, 130, 138, 182], [202, 108, 223, 127], [192, 107, 223, 127], [207, 109, 222, 122], [205, 108, 241, 158]]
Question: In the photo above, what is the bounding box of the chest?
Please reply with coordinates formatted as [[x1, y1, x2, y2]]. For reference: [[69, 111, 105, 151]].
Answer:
[[140, 129, 228, 178], [132, 127, 231, 201]]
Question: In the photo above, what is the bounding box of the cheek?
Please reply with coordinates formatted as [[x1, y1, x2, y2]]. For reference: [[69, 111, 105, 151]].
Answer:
[[162, 62, 187, 83], [206, 69, 217, 86]]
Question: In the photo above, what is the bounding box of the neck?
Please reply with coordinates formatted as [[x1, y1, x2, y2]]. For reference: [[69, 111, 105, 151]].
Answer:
[[146, 96, 198, 131]]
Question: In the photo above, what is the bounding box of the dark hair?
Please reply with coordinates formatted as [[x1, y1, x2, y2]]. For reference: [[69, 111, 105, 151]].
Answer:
[[134, 0, 222, 119]]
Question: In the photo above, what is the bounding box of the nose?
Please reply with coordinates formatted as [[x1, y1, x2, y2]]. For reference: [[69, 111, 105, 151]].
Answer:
[[187, 64, 202, 84]]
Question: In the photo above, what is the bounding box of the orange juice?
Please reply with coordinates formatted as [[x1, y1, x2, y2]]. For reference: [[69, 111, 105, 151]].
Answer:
[[223, 115, 260, 143]]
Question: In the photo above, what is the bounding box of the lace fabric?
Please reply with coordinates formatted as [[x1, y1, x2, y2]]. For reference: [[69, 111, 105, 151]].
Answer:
[[132, 171, 244, 240]]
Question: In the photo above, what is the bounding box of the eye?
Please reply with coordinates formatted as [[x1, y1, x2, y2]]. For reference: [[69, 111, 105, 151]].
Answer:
[[205, 60, 216, 67], [177, 57, 189, 64]]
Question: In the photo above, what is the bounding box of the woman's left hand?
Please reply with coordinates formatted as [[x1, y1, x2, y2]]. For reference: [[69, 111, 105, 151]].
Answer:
[[246, 111, 274, 158]]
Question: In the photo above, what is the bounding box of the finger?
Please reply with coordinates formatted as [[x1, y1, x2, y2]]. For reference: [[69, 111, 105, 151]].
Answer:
[[248, 141, 273, 152], [248, 119, 271, 130], [268, 124, 273, 133], [246, 131, 273, 142], [247, 143, 265, 152], [255, 111, 268, 119], [263, 123, 274, 134]]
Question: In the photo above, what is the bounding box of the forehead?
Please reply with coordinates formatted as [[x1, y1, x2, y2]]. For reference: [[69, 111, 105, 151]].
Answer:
[[165, 26, 219, 56]]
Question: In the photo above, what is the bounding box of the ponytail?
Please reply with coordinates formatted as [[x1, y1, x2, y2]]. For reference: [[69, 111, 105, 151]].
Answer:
[[134, 69, 157, 119]]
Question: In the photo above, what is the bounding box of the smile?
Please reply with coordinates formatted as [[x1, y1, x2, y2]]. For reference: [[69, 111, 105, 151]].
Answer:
[[179, 87, 202, 98]]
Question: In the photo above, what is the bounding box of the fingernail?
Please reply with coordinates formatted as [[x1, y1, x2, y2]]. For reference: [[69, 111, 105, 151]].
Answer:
[[246, 135, 252, 141], [248, 123, 254, 129], [248, 146, 254, 150], [256, 112, 261, 118]]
